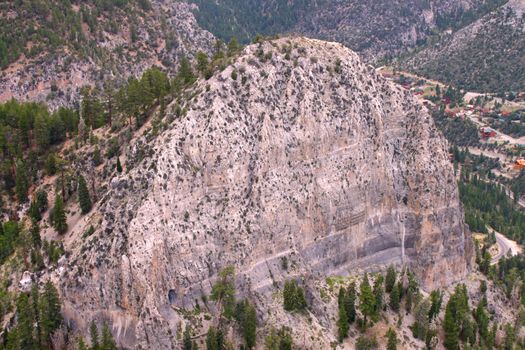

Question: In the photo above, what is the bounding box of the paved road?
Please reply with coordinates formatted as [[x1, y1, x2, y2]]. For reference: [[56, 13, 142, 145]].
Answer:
[[491, 231, 512, 264]]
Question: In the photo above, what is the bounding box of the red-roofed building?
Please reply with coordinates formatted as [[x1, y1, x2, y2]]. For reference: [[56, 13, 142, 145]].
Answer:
[[480, 127, 496, 138]]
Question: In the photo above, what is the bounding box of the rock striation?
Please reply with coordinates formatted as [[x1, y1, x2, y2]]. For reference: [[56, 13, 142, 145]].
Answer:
[[60, 37, 472, 348]]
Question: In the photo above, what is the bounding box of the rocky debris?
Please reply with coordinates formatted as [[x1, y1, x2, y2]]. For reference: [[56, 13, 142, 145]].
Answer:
[[18, 271, 34, 293], [59, 37, 472, 348]]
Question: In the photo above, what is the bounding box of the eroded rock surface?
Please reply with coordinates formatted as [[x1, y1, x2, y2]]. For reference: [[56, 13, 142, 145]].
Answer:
[[60, 37, 472, 348]]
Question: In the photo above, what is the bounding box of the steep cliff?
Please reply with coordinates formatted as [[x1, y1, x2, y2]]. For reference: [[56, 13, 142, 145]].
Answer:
[[58, 37, 472, 348]]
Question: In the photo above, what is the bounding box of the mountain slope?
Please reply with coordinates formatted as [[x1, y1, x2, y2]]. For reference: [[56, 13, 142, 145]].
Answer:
[[0, 0, 215, 108], [189, 0, 505, 61], [58, 37, 472, 348], [401, 0, 525, 92]]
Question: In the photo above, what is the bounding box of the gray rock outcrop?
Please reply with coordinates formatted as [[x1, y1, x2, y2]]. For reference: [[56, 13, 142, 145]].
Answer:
[[60, 37, 472, 348]]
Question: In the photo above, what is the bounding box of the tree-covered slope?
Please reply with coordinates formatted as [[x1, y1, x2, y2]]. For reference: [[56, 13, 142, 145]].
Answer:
[[402, 0, 525, 93], [0, 0, 215, 108], [189, 0, 507, 61]]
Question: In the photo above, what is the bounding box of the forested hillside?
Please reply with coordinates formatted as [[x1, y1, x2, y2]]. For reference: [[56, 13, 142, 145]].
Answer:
[[189, 0, 311, 44], [0, 0, 214, 108], [0, 0, 151, 69], [401, 0, 525, 92], [189, 0, 507, 61], [0, 43, 243, 348]]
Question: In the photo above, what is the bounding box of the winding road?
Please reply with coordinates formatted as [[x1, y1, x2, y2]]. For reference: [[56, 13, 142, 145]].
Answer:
[[490, 229, 522, 265]]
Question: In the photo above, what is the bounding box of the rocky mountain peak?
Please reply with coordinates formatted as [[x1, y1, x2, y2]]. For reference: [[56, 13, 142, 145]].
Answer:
[[58, 37, 472, 348]]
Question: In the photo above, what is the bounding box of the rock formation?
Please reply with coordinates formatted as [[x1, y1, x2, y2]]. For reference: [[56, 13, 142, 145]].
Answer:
[[59, 37, 472, 348]]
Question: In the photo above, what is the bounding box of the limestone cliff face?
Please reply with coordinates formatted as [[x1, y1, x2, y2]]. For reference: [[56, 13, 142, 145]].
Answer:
[[60, 37, 471, 348]]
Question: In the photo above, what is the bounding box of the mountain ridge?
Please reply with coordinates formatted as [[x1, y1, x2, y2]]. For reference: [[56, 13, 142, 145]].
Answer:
[[400, 0, 525, 92], [188, 0, 507, 62]]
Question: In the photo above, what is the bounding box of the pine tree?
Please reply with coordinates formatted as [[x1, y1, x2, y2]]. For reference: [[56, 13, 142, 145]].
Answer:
[[78, 175, 92, 214], [51, 195, 68, 234], [31, 249, 45, 271], [15, 159, 29, 203], [34, 113, 50, 151], [475, 300, 489, 342], [227, 37, 240, 56], [487, 323, 497, 349], [389, 282, 400, 312], [178, 57, 196, 85], [242, 302, 257, 349], [359, 273, 375, 328], [196, 52, 209, 74], [405, 272, 419, 313], [213, 39, 225, 60], [93, 147, 102, 166], [101, 324, 117, 350], [386, 328, 397, 350], [503, 323, 515, 350], [385, 265, 396, 293], [264, 327, 294, 350], [90, 321, 99, 350], [443, 295, 459, 350], [454, 284, 469, 321], [412, 298, 430, 340], [45, 153, 57, 175], [30, 284, 42, 348], [428, 290, 443, 321], [29, 200, 41, 221], [283, 280, 295, 311], [15, 293, 35, 350], [210, 266, 236, 318], [216, 327, 224, 350], [182, 327, 192, 350], [373, 274, 384, 317], [116, 157, 122, 173], [39, 280, 62, 345], [338, 287, 346, 308], [78, 336, 88, 350], [345, 282, 356, 324], [337, 302, 349, 342], [283, 280, 306, 312], [36, 190, 48, 213], [205, 327, 217, 350], [296, 285, 307, 311]]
